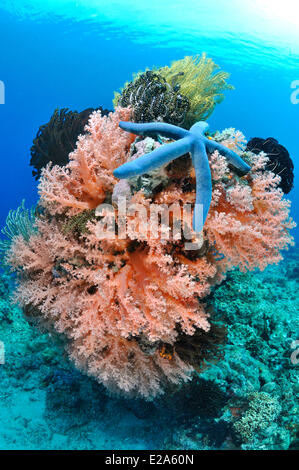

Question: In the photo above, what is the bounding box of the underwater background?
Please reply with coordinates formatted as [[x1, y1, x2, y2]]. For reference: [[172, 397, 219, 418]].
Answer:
[[0, 0, 298, 450]]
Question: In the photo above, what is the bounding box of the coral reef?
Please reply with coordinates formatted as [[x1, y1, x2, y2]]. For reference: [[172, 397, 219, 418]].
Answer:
[[114, 120, 251, 231], [233, 392, 281, 443], [61, 209, 96, 236], [119, 136, 169, 197], [37, 107, 134, 214], [163, 251, 299, 450], [3, 106, 295, 399], [0, 200, 37, 264], [0, 50, 296, 451], [114, 71, 190, 125], [114, 54, 233, 128], [246, 137, 294, 194], [30, 106, 110, 179], [174, 320, 227, 373], [0, 250, 298, 450], [159, 54, 234, 127]]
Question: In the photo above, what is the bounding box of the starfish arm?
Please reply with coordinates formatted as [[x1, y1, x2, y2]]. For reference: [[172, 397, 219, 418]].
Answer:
[[191, 142, 212, 232], [207, 140, 251, 174], [114, 137, 192, 178], [190, 121, 210, 136], [119, 121, 190, 140]]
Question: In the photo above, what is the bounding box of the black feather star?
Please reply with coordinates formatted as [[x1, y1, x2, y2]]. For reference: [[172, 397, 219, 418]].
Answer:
[[246, 137, 294, 194], [30, 106, 110, 179]]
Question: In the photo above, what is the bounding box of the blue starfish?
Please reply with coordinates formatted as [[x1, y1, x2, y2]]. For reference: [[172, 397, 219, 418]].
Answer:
[[113, 121, 251, 232]]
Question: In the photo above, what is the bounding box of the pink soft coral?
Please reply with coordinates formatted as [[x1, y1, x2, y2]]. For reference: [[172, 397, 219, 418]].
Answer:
[[38, 107, 135, 215], [6, 110, 295, 398], [205, 151, 295, 271]]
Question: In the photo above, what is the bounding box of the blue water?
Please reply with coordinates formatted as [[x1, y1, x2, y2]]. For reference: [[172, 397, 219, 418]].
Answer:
[[0, 0, 298, 451]]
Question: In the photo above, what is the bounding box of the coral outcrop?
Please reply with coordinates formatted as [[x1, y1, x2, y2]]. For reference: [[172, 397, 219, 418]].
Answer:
[[114, 54, 233, 128], [3, 106, 295, 398], [1, 249, 298, 449], [114, 71, 190, 125], [113, 120, 251, 231], [160, 54, 234, 127]]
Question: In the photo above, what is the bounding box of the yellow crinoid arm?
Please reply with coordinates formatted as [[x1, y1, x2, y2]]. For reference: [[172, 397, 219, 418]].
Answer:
[[159, 53, 234, 127]]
